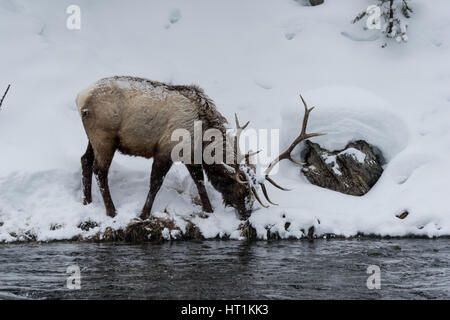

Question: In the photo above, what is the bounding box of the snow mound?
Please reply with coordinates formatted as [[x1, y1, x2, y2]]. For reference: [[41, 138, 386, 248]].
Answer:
[[281, 86, 409, 163]]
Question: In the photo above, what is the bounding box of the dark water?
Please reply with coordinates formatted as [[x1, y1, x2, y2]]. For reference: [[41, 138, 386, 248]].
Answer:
[[0, 240, 449, 299]]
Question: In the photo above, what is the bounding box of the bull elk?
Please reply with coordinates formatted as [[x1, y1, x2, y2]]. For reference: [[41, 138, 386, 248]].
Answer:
[[76, 76, 323, 220]]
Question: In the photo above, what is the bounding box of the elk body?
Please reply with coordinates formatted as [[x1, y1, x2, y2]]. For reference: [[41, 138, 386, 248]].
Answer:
[[77, 76, 268, 220], [77, 76, 322, 220]]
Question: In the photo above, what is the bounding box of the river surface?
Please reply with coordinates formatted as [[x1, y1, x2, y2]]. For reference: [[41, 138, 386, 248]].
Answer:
[[0, 239, 449, 299]]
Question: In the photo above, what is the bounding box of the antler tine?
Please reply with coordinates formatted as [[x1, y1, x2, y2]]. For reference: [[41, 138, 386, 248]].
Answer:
[[234, 113, 262, 166], [233, 113, 280, 209], [260, 183, 278, 205], [300, 94, 312, 135], [235, 113, 249, 130], [264, 94, 326, 183], [265, 176, 291, 191], [244, 150, 261, 165], [251, 187, 269, 208], [233, 113, 255, 184], [234, 113, 249, 165]]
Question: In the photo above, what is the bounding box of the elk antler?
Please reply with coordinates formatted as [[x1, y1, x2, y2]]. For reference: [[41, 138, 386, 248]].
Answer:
[[234, 114, 260, 165], [233, 114, 274, 208], [233, 113, 252, 183], [264, 95, 326, 189]]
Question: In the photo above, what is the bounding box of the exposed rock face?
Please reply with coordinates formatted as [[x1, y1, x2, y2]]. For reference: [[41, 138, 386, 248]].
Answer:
[[239, 221, 257, 240], [124, 218, 180, 242], [123, 217, 204, 242], [78, 220, 99, 231], [294, 0, 324, 7], [309, 0, 324, 6], [301, 140, 384, 196]]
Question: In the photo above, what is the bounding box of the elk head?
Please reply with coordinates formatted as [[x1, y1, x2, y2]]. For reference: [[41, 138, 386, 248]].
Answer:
[[203, 114, 263, 219], [203, 113, 274, 219]]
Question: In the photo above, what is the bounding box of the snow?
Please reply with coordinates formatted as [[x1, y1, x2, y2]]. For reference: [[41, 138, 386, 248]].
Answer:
[[1, 0, 450, 241], [168, 8, 182, 25], [323, 154, 342, 176], [339, 148, 367, 164]]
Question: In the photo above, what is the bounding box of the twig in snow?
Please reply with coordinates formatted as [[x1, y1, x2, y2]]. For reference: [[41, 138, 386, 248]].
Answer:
[[0, 85, 11, 110], [0, 84, 11, 109]]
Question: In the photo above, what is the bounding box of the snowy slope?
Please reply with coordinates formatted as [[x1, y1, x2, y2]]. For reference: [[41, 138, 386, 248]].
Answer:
[[1, 0, 450, 242]]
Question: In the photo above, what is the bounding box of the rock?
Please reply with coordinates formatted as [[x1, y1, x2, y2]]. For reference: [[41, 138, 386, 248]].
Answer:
[[78, 220, 99, 231], [9, 230, 36, 242], [294, 0, 323, 7], [124, 217, 179, 242], [87, 227, 124, 242], [102, 227, 125, 242], [367, 248, 383, 256], [183, 221, 204, 240], [301, 140, 384, 196], [123, 217, 206, 242], [396, 211, 409, 219], [284, 222, 291, 231], [50, 223, 63, 231], [309, 0, 324, 6], [307, 226, 315, 240], [239, 221, 257, 240]]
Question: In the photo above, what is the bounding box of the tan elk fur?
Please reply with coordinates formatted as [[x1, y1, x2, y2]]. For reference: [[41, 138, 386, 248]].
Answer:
[[77, 76, 226, 164], [77, 76, 254, 219]]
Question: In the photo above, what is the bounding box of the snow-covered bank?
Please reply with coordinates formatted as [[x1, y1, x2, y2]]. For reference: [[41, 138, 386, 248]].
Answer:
[[1, 0, 450, 242]]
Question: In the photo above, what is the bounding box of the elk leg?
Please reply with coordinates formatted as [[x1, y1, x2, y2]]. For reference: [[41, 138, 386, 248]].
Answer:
[[140, 158, 173, 220], [93, 148, 116, 218], [81, 142, 94, 205], [186, 164, 213, 213]]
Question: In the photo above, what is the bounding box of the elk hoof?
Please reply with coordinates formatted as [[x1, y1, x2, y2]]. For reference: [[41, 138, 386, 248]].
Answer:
[[106, 210, 117, 218], [203, 206, 213, 214], [139, 212, 149, 221], [82, 198, 92, 205]]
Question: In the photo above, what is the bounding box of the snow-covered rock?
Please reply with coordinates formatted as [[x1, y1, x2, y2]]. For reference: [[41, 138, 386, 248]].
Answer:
[[302, 140, 384, 196]]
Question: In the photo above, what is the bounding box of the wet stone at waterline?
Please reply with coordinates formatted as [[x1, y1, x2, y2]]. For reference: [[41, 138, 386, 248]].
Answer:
[[301, 140, 384, 196]]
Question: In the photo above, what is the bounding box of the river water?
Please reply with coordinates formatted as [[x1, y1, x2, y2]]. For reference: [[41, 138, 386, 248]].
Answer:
[[0, 239, 449, 299]]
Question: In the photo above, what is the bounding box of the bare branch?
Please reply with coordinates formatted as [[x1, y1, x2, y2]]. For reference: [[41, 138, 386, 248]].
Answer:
[[351, 10, 367, 24], [0, 85, 11, 110]]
